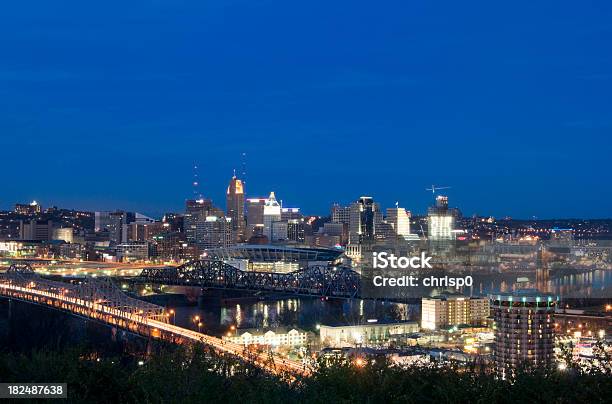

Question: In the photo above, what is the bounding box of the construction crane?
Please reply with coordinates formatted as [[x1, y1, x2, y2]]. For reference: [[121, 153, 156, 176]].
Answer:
[[425, 185, 451, 195]]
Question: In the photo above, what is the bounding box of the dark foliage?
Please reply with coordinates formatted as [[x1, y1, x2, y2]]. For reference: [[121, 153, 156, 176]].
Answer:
[[0, 346, 610, 404]]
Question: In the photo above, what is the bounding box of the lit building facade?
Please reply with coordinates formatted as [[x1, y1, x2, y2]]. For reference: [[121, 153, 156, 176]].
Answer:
[[421, 295, 490, 330], [331, 203, 351, 225], [53, 227, 74, 243], [281, 207, 301, 221], [195, 216, 234, 250], [15, 201, 42, 215], [116, 242, 150, 262], [223, 328, 309, 347], [271, 221, 288, 242], [386, 207, 411, 237], [226, 174, 246, 242], [184, 199, 213, 243], [263, 192, 281, 240], [287, 219, 305, 243], [489, 290, 557, 379], [427, 196, 457, 240], [246, 198, 266, 239], [320, 321, 419, 348]]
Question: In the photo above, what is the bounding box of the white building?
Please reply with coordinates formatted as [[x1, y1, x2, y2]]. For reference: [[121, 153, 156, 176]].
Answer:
[[222, 328, 309, 347], [386, 207, 411, 237], [263, 192, 281, 240], [320, 321, 419, 348]]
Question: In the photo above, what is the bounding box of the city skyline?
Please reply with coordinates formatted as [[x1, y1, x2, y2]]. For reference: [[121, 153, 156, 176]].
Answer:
[[2, 162, 612, 220], [1, 2, 611, 399], [1, 1, 611, 218], [2, 167, 612, 220]]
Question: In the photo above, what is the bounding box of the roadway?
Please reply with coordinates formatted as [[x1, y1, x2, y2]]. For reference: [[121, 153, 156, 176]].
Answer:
[[0, 281, 309, 378]]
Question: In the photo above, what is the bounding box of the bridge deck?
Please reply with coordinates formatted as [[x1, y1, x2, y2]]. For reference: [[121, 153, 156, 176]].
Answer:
[[0, 265, 309, 378]]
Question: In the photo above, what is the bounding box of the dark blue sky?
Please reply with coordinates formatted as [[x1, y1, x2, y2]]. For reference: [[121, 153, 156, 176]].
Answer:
[[1, 1, 611, 218]]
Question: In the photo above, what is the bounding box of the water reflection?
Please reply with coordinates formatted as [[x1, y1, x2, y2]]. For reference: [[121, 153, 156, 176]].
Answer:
[[175, 297, 417, 337], [172, 269, 611, 337]]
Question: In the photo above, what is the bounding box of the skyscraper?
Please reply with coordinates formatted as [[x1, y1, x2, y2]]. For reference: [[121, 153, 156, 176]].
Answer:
[[226, 173, 246, 242], [263, 192, 281, 240], [246, 198, 266, 239], [427, 195, 457, 241], [349, 196, 382, 243], [195, 216, 234, 250], [107, 211, 136, 245], [331, 203, 351, 225], [287, 219, 305, 243], [184, 198, 212, 243], [386, 206, 411, 238], [489, 290, 557, 379]]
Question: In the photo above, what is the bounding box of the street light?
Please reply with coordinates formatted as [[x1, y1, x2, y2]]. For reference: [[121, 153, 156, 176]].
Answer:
[[198, 322, 203, 333], [168, 309, 175, 325], [193, 315, 201, 331]]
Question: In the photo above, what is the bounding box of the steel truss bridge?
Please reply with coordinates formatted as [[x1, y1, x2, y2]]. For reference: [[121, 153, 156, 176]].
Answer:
[[137, 260, 362, 299], [0, 264, 308, 377]]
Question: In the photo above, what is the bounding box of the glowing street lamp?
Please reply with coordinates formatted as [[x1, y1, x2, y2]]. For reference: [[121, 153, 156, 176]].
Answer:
[[193, 315, 201, 331], [168, 309, 175, 325]]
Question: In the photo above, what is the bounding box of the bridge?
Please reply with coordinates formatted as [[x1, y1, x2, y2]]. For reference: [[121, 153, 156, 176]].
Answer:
[[137, 260, 362, 299], [0, 264, 309, 378]]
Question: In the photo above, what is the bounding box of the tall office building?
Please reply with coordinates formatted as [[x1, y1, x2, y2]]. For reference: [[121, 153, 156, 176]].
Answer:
[[489, 290, 557, 379], [349, 196, 382, 243], [427, 195, 457, 240], [386, 206, 411, 237], [421, 295, 490, 330], [263, 192, 281, 240], [226, 174, 246, 242], [287, 219, 306, 243], [127, 221, 164, 242], [331, 203, 351, 224], [195, 216, 234, 250], [94, 211, 113, 232], [271, 221, 288, 242], [184, 198, 213, 243], [246, 198, 266, 239], [107, 211, 136, 245]]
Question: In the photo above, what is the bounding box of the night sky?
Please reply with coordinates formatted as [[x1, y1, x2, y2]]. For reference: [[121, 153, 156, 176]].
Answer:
[[1, 1, 611, 218]]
